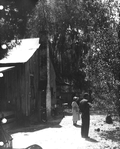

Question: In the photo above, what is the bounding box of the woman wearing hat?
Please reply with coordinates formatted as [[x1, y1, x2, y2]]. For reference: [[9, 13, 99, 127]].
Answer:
[[71, 96, 80, 126]]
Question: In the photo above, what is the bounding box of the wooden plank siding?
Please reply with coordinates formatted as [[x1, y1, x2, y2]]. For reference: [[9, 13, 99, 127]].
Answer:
[[2, 49, 40, 117], [28, 49, 40, 116], [4, 64, 27, 115]]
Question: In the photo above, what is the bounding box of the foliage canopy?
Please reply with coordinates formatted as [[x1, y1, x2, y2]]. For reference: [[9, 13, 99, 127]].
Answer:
[[0, 0, 38, 59], [27, 0, 120, 113]]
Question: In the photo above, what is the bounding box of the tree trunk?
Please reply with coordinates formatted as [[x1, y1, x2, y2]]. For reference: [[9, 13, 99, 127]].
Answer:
[[46, 36, 51, 119]]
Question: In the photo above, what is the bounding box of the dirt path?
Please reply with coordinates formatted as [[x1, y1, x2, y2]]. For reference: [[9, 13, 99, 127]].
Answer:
[[11, 109, 120, 149], [63, 108, 120, 149], [88, 113, 120, 149]]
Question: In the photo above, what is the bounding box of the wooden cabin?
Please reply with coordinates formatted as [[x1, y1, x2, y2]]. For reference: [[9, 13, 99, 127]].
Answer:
[[0, 38, 56, 123]]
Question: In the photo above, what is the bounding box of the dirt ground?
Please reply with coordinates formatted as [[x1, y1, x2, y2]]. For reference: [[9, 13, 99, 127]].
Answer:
[[88, 113, 120, 149], [64, 108, 120, 149], [10, 107, 120, 149]]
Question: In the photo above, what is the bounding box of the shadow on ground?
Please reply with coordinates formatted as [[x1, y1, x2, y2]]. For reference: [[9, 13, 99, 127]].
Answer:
[[85, 137, 98, 143], [99, 128, 120, 142], [8, 115, 64, 134], [9, 107, 72, 134], [74, 124, 81, 128]]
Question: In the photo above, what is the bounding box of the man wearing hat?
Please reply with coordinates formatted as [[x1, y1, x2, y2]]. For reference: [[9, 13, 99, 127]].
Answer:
[[79, 92, 92, 138]]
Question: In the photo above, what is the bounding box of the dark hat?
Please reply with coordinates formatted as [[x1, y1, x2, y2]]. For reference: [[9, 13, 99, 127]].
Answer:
[[83, 92, 89, 99]]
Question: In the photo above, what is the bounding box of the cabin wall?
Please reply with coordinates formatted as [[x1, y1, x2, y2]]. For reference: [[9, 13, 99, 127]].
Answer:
[[2, 50, 40, 117], [27, 49, 40, 115], [0, 47, 56, 121], [3, 64, 26, 115]]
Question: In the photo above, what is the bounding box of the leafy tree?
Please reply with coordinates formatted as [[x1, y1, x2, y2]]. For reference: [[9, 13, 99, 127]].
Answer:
[[0, 0, 38, 59], [83, 1, 120, 113], [27, 0, 120, 114]]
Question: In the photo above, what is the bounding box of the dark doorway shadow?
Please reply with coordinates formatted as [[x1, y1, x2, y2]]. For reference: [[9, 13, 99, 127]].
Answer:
[[85, 137, 98, 143]]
